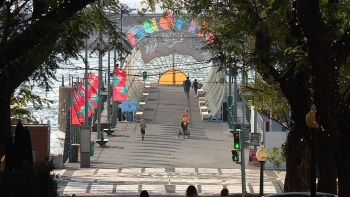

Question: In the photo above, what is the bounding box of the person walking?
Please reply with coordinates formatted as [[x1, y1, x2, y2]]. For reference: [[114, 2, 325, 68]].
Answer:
[[182, 80, 186, 95], [140, 119, 147, 141], [184, 77, 192, 97], [192, 79, 200, 97]]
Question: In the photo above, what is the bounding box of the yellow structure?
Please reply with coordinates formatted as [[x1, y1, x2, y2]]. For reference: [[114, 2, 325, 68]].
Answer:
[[158, 69, 187, 85]]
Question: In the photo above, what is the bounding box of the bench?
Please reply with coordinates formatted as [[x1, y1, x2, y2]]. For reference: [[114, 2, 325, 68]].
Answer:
[[135, 111, 144, 121], [144, 85, 151, 93], [95, 133, 109, 147], [139, 102, 146, 111], [197, 89, 204, 97], [103, 128, 115, 137], [95, 139, 109, 148], [201, 112, 210, 120], [200, 106, 208, 114], [142, 93, 149, 101]]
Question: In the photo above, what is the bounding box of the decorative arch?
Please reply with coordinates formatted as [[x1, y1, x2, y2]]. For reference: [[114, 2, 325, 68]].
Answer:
[[158, 69, 187, 85]]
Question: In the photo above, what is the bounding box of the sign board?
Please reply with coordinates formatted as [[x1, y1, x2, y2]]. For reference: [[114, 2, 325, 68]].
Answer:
[[250, 133, 261, 146], [248, 149, 259, 166]]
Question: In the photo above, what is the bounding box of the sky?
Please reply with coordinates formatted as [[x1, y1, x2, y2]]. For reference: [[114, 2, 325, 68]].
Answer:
[[119, 0, 162, 13]]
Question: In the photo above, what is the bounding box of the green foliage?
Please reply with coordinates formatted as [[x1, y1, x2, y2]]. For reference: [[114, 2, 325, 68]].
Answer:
[[240, 74, 291, 130], [10, 84, 54, 123], [0, 158, 58, 197], [266, 146, 286, 173], [0, 0, 131, 92]]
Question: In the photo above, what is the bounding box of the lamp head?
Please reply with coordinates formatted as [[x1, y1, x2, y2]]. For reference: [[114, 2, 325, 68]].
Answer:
[[256, 145, 267, 162], [306, 104, 319, 128]]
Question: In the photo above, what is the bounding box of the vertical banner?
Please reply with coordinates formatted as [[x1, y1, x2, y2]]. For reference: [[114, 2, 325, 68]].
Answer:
[[113, 68, 128, 101], [70, 89, 82, 125], [88, 73, 99, 109]]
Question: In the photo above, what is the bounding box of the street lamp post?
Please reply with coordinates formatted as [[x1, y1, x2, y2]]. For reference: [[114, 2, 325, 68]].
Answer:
[[306, 104, 318, 197], [256, 143, 267, 197]]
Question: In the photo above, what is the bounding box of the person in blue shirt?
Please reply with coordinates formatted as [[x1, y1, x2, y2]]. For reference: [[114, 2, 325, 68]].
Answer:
[[192, 79, 200, 98]]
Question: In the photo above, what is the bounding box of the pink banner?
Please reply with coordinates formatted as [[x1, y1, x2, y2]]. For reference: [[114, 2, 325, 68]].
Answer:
[[113, 86, 128, 101], [88, 73, 99, 93], [113, 68, 127, 101]]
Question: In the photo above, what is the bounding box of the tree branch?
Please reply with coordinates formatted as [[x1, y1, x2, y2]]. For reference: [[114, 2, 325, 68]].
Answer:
[[332, 25, 350, 69], [3, 0, 95, 68]]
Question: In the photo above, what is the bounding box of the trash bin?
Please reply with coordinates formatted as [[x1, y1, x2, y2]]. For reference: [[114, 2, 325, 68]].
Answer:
[[90, 141, 95, 156], [70, 144, 80, 162]]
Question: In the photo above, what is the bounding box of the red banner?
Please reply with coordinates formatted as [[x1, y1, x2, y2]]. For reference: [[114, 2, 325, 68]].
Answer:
[[70, 105, 81, 125], [77, 82, 97, 114], [113, 68, 127, 101], [113, 86, 128, 101], [88, 73, 99, 93]]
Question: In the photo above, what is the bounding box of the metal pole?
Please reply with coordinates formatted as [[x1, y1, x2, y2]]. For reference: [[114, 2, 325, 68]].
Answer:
[[107, 39, 111, 125], [119, 11, 123, 69], [228, 61, 231, 97], [240, 129, 246, 197], [172, 53, 175, 84], [233, 74, 238, 122], [259, 161, 265, 197], [84, 38, 89, 127], [97, 21, 102, 139], [311, 128, 317, 197]]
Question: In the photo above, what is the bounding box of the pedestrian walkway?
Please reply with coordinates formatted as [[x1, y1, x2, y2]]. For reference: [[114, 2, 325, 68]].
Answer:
[[57, 84, 286, 196], [55, 167, 285, 196]]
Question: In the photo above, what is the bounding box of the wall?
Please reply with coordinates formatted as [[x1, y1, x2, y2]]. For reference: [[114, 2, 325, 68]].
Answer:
[[58, 85, 72, 134], [12, 125, 50, 163]]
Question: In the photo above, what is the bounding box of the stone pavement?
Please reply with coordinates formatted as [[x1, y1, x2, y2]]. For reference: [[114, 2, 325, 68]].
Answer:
[[55, 85, 286, 196]]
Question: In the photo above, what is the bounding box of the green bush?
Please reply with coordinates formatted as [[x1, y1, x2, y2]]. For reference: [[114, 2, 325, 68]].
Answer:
[[0, 158, 58, 197]]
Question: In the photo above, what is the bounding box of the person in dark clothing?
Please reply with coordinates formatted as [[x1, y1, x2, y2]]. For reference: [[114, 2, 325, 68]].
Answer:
[[184, 77, 191, 97], [192, 79, 200, 97], [185, 185, 199, 197], [182, 80, 186, 94], [140, 190, 149, 197]]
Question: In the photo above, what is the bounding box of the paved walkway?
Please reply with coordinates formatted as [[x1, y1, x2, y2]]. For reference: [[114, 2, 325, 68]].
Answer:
[[55, 84, 286, 197]]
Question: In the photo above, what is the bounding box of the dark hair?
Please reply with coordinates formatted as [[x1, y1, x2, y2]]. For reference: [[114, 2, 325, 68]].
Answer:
[[140, 190, 149, 197], [221, 188, 229, 196], [187, 77, 189, 79], [186, 185, 197, 196]]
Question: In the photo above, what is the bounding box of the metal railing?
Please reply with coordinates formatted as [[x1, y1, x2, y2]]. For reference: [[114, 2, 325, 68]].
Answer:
[[202, 65, 226, 120], [124, 50, 147, 102]]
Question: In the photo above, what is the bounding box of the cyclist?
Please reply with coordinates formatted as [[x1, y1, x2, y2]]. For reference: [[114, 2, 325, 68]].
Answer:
[[180, 109, 191, 137]]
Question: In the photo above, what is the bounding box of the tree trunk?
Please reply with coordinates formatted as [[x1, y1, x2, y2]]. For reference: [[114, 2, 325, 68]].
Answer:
[[0, 73, 13, 158], [315, 131, 337, 194], [295, 0, 348, 195], [284, 122, 311, 192]]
